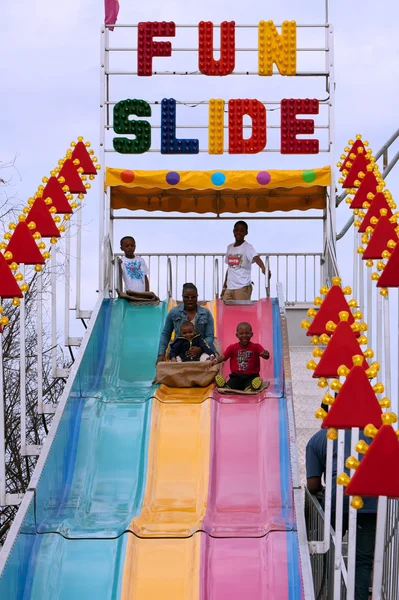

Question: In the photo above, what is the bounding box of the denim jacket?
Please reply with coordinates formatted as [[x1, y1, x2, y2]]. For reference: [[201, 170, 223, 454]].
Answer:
[[158, 304, 215, 356]]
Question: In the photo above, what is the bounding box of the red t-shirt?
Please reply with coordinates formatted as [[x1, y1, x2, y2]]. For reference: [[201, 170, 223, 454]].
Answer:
[[223, 341, 265, 375]]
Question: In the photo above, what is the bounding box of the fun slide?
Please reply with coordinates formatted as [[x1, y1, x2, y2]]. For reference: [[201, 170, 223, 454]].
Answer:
[[0, 296, 304, 599]]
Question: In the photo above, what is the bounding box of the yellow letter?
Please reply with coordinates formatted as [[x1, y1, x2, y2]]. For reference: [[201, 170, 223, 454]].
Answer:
[[208, 99, 225, 155], [258, 20, 296, 76]]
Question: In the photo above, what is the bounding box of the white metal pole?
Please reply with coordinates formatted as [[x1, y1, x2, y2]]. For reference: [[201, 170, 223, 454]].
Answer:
[[372, 496, 388, 599], [99, 27, 107, 293], [76, 208, 82, 316], [0, 321, 6, 505], [367, 272, 373, 351], [328, 25, 336, 251], [64, 224, 71, 347], [377, 291, 383, 369], [20, 265, 26, 456], [353, 229, 359, 302], [383, 295, 391, 399], [51, 249, 57, 378], [333, 429, 345, 599], [359, 254, 364, 317], [37, 271, 43, 415], [323, 437, 333, 551], [346, 427, 359, 598]]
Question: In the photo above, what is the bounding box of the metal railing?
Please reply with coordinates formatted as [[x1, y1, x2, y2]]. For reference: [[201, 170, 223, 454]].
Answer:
[[382, 499, 399, 599], [112, 252, 323, 303], [336, 128, 399, 240]]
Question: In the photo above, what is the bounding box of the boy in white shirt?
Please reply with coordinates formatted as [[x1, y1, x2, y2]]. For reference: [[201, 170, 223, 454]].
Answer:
[[119, 236, 149, 293], [222, 221, 267, 301]]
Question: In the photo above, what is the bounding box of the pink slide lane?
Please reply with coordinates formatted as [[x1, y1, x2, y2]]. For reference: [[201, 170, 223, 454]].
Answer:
[[216, 298, 283, 398], [202, 299, 293, 536], [199, 534, 290, 600]]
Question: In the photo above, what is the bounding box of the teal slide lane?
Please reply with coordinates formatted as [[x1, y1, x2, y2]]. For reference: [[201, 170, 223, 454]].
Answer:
[[0, 298, 168, 599]]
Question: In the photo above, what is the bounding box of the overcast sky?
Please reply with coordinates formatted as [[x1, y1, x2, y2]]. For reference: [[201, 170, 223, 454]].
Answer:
[[0, 0, 398, 308]]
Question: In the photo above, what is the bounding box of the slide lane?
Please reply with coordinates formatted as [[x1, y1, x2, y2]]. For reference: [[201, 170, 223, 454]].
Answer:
[[200, 298, 302, 599], [0, 299, 168, 600]]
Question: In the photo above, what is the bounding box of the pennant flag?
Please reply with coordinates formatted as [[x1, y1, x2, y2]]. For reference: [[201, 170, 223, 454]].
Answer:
[[105, 0, 119, 31]]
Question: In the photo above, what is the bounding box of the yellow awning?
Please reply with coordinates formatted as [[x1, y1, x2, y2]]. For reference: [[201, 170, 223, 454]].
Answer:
[[106, 167, 330, 214]]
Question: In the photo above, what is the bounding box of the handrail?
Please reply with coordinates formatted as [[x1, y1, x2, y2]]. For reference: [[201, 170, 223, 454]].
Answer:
[[336, 128, 399, 241], [214, 258, 220, 298], [265, 255, 271, 298], [167, 257, 173, 299]]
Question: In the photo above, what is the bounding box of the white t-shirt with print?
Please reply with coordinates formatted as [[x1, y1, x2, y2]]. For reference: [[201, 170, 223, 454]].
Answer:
[[225, 241, 258, 289], [120, 255, 149, 292]]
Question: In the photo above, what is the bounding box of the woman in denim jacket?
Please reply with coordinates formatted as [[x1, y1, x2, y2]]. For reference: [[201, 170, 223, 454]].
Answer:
[[157, 283, 216, 363]]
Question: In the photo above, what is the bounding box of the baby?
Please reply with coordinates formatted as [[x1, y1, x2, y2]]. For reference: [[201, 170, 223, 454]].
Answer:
[[169, 321, 215, 362], [211, 322, 270, 391]]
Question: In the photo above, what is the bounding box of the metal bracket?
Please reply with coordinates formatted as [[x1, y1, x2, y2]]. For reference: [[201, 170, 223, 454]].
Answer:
[[76, 310, 92, 320], [23, 445, 42, 457], [54, 367, 70, 379], [4, 493, 24, 506], [66, 337, 83, 347]]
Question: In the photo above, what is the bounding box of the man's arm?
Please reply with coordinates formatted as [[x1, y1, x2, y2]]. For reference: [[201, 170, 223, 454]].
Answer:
[[307, 476, 323, 495], [157, 312, 174, 360], [253, 255, 266, 274], [203, 311, 215, 347]]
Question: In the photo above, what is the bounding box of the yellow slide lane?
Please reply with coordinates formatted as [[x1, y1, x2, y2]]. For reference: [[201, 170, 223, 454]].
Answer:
[[121, 301, 216, 598], [121, 535, 200, 600]]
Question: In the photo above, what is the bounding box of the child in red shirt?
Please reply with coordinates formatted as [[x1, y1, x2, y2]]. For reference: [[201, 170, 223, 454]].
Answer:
[[211, 322, 270, 391]]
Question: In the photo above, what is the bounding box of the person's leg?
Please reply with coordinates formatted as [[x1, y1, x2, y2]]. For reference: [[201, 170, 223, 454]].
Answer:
[[223, 289, 235, 301], [355, 513, 377, 600], [244, 374, 262, 391], [225, 374, 249, 390], [233, 285, 253, 300]]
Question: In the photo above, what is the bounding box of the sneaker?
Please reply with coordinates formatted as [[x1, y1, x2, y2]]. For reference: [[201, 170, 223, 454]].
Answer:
[[215, 374, 227, 388], [251, 377, 263, 390]]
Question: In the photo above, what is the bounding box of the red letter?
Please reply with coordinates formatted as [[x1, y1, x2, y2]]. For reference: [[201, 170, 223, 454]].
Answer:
[[280, 98, 319, 154], [228, 99, 266, 154], [137, 22, 176, 76], [198, 21, 235, 76]]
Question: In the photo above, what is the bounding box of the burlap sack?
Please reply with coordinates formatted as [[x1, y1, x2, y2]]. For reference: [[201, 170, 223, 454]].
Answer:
[[117, 290, 160, 306], [154, 362, 219, 388]]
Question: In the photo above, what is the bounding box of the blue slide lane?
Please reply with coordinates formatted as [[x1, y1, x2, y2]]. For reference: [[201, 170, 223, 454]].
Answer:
[[0, 298, 168, 599]]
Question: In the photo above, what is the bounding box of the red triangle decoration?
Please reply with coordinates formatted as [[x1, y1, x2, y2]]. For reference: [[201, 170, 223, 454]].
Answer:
[[0, 253, 23, 298], [26, 198, 60, 238], [358, 193, 393, 233], [350, 172, 379, 209], [313, 321, 367, 378], [362, 217, 398, 260], [342, 154, 370, 188], [307, 285, 355, 336], [377, 242, 399, 288], [345, 425, 399, 498], [5, 223, 45, 265], [42, 177, 73, 214], [71, 142, 97, 175], [321, 366, 382, 429], [340, 140, 365, 172], [58, 159, 86, 194]]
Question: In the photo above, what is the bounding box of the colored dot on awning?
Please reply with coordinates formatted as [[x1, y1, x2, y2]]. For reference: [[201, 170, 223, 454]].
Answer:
[[302, 170, 317, 183], [256, 171, 271, 185], [166, 171, 180, 185], [120, 170, 135, 183], [211, 172, 226, 186]]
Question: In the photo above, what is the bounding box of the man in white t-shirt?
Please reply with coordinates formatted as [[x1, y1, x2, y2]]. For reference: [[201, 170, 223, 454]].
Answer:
[[222, 221, 267, 301], [119, 236, 149, 293]]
